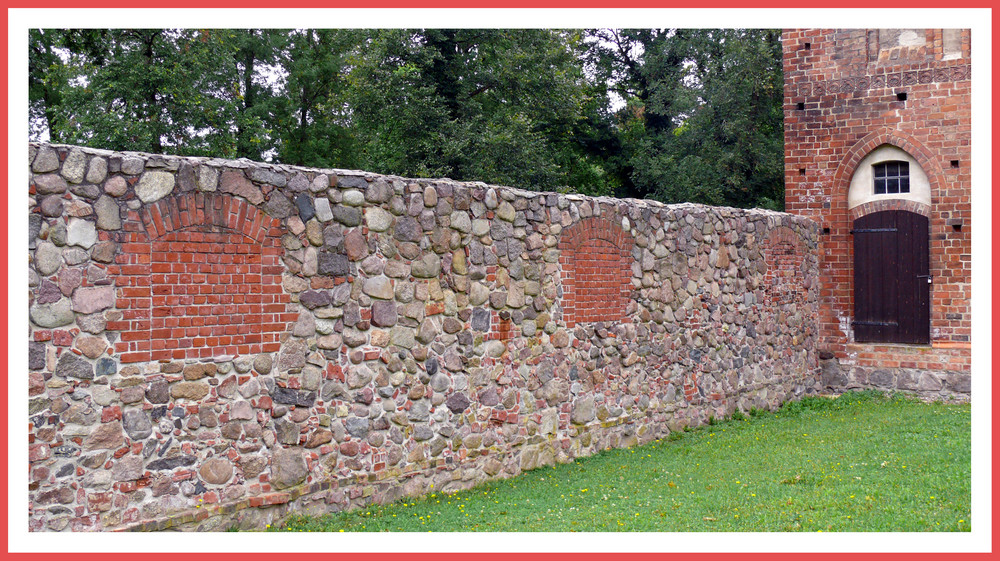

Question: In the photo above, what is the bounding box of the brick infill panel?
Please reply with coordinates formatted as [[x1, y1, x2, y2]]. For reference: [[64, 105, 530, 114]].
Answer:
[[115, 192, 295, 362], [557, 215, 634, 328]]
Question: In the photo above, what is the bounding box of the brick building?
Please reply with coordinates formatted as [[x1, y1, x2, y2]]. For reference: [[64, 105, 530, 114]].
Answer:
[[782, 29, 972, 396]]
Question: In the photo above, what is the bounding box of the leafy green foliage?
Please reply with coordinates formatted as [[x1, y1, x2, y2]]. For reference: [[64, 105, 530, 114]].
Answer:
[[49, 31, 225, 155], [585, 29, 785, 208], [29, 28, 785, 206], [266, 393, 970, 532]]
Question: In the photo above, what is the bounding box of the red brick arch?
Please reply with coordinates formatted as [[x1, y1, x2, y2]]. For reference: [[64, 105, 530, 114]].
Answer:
[[558, 216, 634, 328], [110, 192, 296, 363], [849, 198, 931, 221], [833, 128, 946, 205], [762, 226, 808, 307]]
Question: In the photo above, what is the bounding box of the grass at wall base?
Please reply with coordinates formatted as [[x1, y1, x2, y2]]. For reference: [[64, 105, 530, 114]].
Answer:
[[264, 391, 971, 532]]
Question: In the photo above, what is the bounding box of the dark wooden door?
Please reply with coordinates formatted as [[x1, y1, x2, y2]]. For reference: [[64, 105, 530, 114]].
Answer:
[[852, 210, 930, 344]]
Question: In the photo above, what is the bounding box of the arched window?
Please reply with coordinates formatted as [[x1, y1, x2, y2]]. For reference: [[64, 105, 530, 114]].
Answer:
[[847, 145, 929, 211]]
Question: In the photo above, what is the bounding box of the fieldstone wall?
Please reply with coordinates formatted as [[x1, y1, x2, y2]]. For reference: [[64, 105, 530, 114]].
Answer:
[[27, 143, 821, 532]]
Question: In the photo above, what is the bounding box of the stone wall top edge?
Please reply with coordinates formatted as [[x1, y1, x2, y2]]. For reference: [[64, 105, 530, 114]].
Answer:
[[29, 141, 815, 229]]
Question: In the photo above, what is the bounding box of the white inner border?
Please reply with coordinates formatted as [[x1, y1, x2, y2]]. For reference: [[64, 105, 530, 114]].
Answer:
[[8, 8, 992, 554]]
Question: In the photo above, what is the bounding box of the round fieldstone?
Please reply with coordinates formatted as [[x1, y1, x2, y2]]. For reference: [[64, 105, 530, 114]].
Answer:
[[445, 392, 470, 413], [66, 218, 97, 249], [95, 357, 117, 378], [77, 312, 108, 334], [275, 418, 300, 445], [345, 417, 369, 438], [122, 409, 152, 440], [277, 339, 307, 371], [410, 254, 441, 278], [34, 242, 63, 276], [390, 326, 416, 349], [170, 382, 210, 401], [218, 171, 258, 203], [393, 216, 422, 242], [371, 300, 398, 327], [199, 457, 234, 485], [111, 455, 144, 481], [331, 205, 362, 226], [270, 448, 308, 490], [344, 229, 368, 260], [76, 335, 108, 359], [61, 149, 87, 183], [58, 267, 83, 296], [39, 195, 64, 218], [72, 285, 115, 314], [34, 174, 68, 195], [571, 396, 597, 424], [264, 191, 295, 219], [36, 279, 62, 304], [305, 429, 333, 448], [135, 171, 175, 203], [307, 197, 330, 224], [94, 195, 121, 230], [54, 352, 94, 380], [342, 327, 367, 347], [365, 207, 393, 232], [299, 290, 331, 309], [90, 385, 118, 407], [366, 180, 393, 203], [104, 175, 128, 197], [63, 247, 89, 265], [32, 147, 60, 173], [250, 167, 287, 187], [86, 157, 108, 184], [342, 189, 365, 206], [347, 365, 374, 389], [450, 211, 471, 233], [230, 401, 254, 420], [253, 354, 273, 374], [30, 298, 75, 328], [83, 421, 124, 451], [362, 276, 394, 300], [121, 385, 144, 404], [429, 373, 449, 392]]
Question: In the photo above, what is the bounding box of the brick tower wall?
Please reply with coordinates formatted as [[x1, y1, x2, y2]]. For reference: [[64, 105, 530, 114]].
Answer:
[[782, 29, 972, 394]]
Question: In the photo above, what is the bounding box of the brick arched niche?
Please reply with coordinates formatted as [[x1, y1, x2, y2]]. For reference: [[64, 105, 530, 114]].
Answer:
[[762, 227, 809, 307], [114, 193, 296, 363], [558, 216, 634, 328], [834, 128, 945, 209]]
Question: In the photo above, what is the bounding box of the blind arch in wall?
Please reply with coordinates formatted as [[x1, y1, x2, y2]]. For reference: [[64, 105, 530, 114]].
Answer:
[[558, 216, 634, 328]]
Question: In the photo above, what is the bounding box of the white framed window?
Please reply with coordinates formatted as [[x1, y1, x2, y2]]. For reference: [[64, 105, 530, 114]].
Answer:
[[873, 161, 910, 195]]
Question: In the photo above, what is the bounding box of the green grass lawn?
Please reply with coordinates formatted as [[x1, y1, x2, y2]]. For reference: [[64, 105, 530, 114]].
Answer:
[[269, 391, 971, 532]]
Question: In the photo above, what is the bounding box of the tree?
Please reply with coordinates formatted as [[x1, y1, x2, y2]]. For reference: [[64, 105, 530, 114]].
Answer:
[[27, 28, 783, 207], [32, 29, 279, 159], [229, 29, 288, 161], [585, 28, 784, 209], [347, 29, 614, 194], [274, 29, 360, 168]]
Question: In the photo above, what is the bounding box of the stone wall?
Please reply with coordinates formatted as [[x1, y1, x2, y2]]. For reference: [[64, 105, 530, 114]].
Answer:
[[27, 143, 820, 532]]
